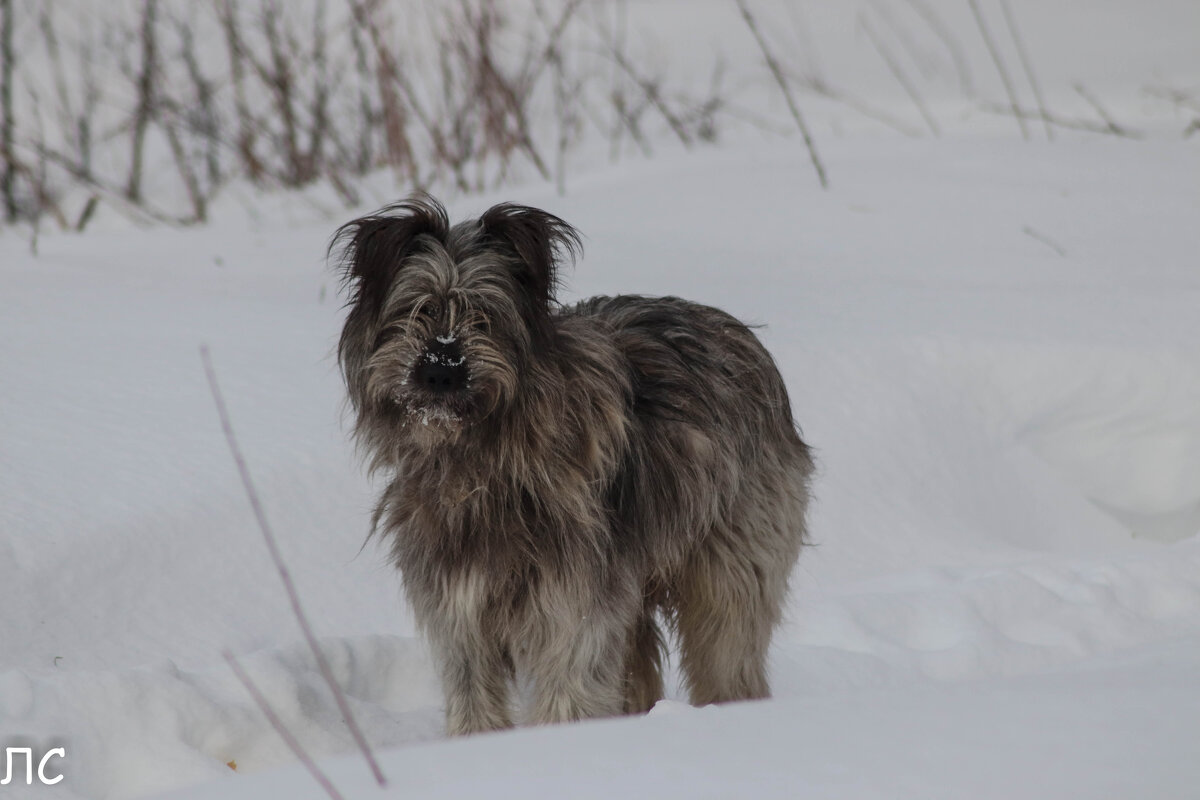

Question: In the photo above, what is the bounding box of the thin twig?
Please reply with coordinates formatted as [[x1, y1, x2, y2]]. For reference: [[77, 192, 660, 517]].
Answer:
[[979, 101, 1143, 138], [28, 141, 176, 225], [201, 346, 387, 788], [860, 14, 940, 136], [997, 0, 1052, 141], [733, 0, 828, 189], [161, 113, 207, 223], [1140, 85, 1200, 137], [1, 0, 16, 221], [218, 0, 254, 180], [606, 0, 631, 160], [780, 0, 824, 86], [74, 195, 99, 231], [17, 89, 69, 230], [530, 0, 585, 195], [967, 0, 1027, 140], [1074, 83, 1137, 138], [223, 650, 347, 800], [1143, 84, 1200, 113], [901, 0, 973, 94], [176, 12, 221, 190], [126, 0, 158, 202], [37, 8, 78, 174], [801, 76, 924, 137], [520, 0, 587, 92], [1022, 225, 1066, 257], [604, 42, 693, 148], [866, 0, 937, 82]]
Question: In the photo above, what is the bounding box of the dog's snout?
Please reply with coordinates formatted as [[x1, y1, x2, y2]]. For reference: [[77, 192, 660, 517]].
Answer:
[[417, 360, 466, 393], [414, 337, 467, 394]]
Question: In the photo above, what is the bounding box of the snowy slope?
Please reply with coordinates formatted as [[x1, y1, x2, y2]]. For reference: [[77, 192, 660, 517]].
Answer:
[[4, 1, 1200, 798]]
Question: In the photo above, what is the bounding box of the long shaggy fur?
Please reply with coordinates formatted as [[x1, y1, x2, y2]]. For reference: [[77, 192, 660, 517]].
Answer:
[[333, 194, 813, 735]]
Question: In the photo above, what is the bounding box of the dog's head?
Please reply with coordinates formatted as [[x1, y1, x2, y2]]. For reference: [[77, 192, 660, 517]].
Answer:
[[332, 194, 581, 456]]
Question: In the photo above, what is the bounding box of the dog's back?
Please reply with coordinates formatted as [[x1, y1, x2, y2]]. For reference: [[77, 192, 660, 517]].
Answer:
[[570, 294, 804, 444]]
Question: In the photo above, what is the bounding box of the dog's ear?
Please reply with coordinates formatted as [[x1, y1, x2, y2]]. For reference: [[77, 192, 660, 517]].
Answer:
[[331, 194, 450, 313], [479, 204, 582, 309]]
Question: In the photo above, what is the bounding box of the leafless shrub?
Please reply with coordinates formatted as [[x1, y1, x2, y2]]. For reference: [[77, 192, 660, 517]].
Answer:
[[0, 0, 1154, 232], [2, 0, 741, 228]]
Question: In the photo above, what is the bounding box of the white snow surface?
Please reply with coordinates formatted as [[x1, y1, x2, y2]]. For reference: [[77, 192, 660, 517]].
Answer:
[[4, 1, 1200, 798]]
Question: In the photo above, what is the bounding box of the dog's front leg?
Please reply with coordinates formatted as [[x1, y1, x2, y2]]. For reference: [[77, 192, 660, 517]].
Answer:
[[434, 632, 513, 736], [525, 592, 633, 725], [411, 564, 514, 736]]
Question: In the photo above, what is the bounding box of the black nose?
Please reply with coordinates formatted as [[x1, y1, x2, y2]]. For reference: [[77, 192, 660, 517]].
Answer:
[[413, 338, 467, 394]]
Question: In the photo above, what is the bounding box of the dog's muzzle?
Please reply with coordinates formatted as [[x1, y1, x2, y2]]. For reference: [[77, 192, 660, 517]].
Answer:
[[413, 335, 468, 395]]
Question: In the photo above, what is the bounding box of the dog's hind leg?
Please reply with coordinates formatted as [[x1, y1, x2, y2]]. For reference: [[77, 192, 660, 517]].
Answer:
[[675, 511, 800, 705], [675, 544, 771, 704], [622, 604, 666, 713]]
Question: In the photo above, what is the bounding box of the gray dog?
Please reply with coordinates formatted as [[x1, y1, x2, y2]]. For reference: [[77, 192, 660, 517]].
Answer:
[[333, 195, 812, 735]]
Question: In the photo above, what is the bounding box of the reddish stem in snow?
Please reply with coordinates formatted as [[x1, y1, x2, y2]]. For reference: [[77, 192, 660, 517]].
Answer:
[[202, 345, 387, 787], [223, 649, 348, 800]]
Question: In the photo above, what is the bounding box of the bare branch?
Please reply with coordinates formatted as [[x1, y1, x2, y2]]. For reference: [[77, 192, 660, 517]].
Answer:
[[1022, 225, 1066, 256], [967, 0, 1028, 140], [176, 13, 221, 190], [161, 112, 206, 223], [347, 0, 416, 185], [800, 75, 924, 137], [733, 0, 828, 189], [1143, 84, 1200, 113], [865, 0, 938, 82], [1, 0, 14, 221], [997, 0, 1052, 141], [32, 140, 182, 225], [74, 194, 98, 231], [860, 14, 940, 136], [126, 0, 158, 202], [603, 38, 694, 149], [900, 0, 973, 94], [980, 101, 1143, 139], [532, 0, 586, 194], [218, 0, 263, 182], [1074, 83, 1141, 139]]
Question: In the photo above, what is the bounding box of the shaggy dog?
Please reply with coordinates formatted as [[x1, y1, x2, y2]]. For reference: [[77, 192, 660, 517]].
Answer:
[[333, 195, 812, 735]]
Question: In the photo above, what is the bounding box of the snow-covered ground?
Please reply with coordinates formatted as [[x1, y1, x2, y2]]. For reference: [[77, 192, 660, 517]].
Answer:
[[3, 1, 1200, 798]]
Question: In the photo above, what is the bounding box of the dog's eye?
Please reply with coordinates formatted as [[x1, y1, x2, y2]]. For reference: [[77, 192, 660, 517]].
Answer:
[[416, 302, 441, 321]]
